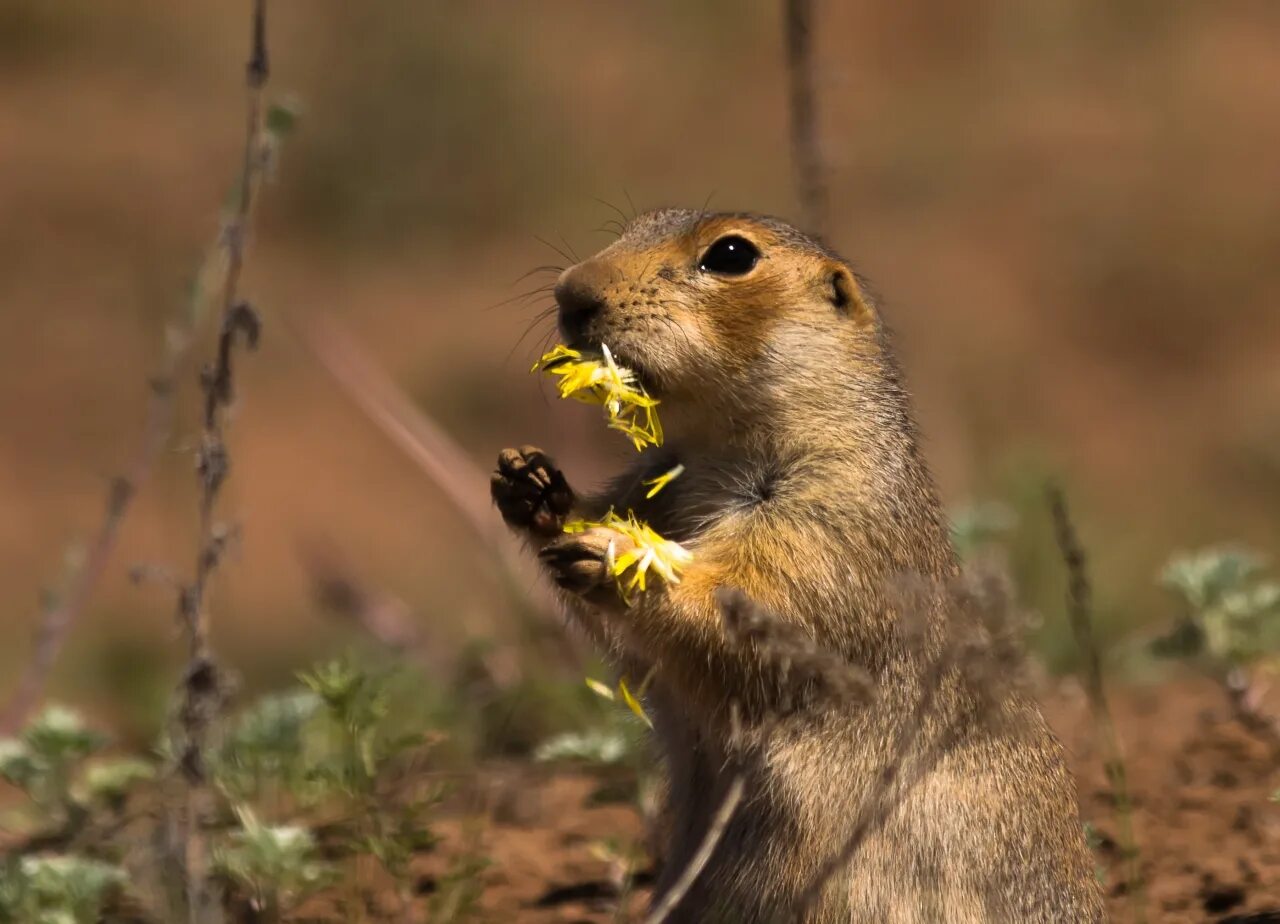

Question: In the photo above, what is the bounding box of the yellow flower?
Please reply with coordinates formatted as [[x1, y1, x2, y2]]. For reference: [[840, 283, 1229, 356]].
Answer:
[[563, 509, 693, 602], [533, 344, 663, 450], [643, 463, 685, 498]]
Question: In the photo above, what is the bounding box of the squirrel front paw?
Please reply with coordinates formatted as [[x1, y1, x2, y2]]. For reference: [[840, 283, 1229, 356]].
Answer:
[[491, 445, 574, 537], [539, 527, 632, 599]]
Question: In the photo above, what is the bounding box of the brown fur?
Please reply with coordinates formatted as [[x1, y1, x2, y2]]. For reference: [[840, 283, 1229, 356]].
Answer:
[[492, 210, 1104, 922]]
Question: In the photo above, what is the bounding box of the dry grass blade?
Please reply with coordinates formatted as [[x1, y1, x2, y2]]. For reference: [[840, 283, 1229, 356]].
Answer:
[[643, 774, 746, 924], [1047, 484, 1145, 923], [285, 307, 563, 631], [786, 570, 1029, 920], [288, 309, 501, 550]]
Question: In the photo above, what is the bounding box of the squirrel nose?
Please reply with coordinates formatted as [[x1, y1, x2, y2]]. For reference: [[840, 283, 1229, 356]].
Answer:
[[555, 262, 610, 340]]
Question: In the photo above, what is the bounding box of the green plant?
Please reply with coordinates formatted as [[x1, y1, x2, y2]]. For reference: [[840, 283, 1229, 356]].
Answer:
[[78, 757, 154, 812], [296, 658, 441, 882], [214, 689, 322, 803], [0, 855, 125, 924], [426, 838, 489, 924], [1154, 545, 1280, 667], [212, 806, 334, 921], [0, 706, 106, 828]]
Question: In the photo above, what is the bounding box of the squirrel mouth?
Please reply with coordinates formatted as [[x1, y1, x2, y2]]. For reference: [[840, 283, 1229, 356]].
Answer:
[[567, 338, 660, 396]]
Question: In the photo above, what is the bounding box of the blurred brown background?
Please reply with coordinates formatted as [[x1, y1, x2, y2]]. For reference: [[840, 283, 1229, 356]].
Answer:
[[2, 1, 1278, 734]]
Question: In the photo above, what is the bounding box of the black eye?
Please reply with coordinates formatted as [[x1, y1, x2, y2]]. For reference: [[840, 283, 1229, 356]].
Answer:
[[698, 235, 760, 276]]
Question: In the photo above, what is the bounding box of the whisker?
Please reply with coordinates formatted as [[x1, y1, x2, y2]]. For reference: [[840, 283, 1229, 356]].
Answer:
[[593, 196, 631, 229], [534, 235, 577, 267], [504, 309, 557, 369], [483, 284, 557, 313], [558, 234, 580, 263], [511, 264, 565, 286]]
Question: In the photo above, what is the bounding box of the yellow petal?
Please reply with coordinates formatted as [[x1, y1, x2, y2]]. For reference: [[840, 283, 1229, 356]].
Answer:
[[618, 677, 653, 729], [643, 464, 685, 498]]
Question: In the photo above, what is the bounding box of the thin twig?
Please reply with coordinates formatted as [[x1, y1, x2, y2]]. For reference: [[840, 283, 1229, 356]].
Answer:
[[1047, 485, 1145, 923], [784, 0, 827, 235], [3, 478, 141, 733], [300, 536, 529, 687], [787, 568, 1031, 920], [643, 774, 746, 924]]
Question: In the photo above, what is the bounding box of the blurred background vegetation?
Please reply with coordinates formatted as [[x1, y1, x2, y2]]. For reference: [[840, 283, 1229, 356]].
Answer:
[[1, 0, 1278, 745]]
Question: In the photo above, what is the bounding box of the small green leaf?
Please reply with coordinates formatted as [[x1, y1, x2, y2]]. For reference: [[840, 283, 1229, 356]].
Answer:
[[265, 100, 300, 137]]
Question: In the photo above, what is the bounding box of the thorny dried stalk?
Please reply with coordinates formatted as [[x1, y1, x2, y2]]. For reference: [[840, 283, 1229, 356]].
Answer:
[[1047, 485, 1145, 923], [168, 3, 271, 921], [784, 0, 827, 236], [717, 586, 875, 714], [714, 575, 1029, 921], [787, 587, 957, 918], [0, 22, 268, 737]]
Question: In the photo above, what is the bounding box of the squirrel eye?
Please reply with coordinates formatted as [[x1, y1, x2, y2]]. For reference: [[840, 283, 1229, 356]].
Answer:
[[698, 235, 760, 276]]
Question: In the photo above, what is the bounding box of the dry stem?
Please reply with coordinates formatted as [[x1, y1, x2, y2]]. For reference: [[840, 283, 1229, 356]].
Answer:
[[168, 4, 271, 921], [643, 774, 746, 924], [285, 308, 569, 643], [784, 0, 827, 235], [1047, 485, 1145, 923]]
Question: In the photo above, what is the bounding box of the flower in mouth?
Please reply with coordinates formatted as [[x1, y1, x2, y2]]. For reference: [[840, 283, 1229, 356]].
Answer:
[[563, 509, 693, 602], [533, 343, 663, 450]]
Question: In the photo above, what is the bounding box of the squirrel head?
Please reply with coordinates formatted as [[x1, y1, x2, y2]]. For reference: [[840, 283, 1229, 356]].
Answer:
[[552, 209, 886, 441]]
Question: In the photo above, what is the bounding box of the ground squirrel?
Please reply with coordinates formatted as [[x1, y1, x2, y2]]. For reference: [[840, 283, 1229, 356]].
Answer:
[[492, 209, 1104, 922]]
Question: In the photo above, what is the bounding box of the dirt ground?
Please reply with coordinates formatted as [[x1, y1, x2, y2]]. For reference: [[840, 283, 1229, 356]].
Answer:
[[416, 676, 1280, 923]]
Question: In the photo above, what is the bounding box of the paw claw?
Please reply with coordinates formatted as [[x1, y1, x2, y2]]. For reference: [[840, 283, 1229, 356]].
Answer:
[[491, 446, 573, 536], [540, 528, 630, 598]]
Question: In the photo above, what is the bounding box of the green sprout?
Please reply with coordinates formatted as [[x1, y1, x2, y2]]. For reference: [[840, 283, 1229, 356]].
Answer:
[[1154, 545, 1280, 667], [534, 728, 633, 765], [79, 758, 154, 811], [0, 855, 125, 924], [214, 689, 321, 802], [212, 806, 333, 922], [0, 706, 105, 827], [294, 658, 439, 881]]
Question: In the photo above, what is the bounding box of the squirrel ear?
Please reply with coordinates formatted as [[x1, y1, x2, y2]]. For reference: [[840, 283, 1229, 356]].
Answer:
[[829, 265, 873, 324]]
